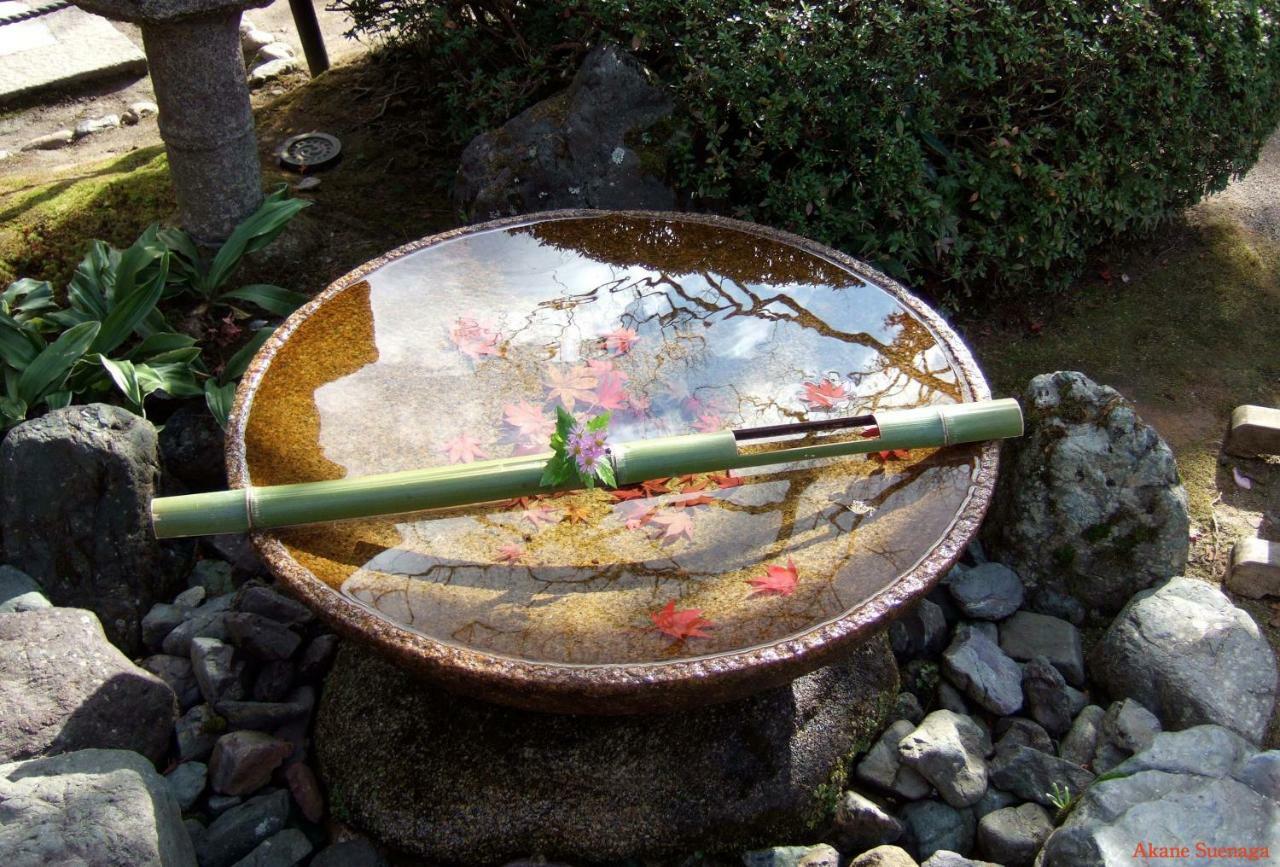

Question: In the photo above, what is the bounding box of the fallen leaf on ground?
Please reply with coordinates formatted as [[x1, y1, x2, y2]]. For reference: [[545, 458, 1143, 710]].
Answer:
[[522, 506, 561, 529], [710, 472, 743, 489], [650, 600, 713, 640], [497, 543, 525, 564], [748, 557, 799, 596], [1233, 467, 1255, 490], [675, 494, 716, 509]]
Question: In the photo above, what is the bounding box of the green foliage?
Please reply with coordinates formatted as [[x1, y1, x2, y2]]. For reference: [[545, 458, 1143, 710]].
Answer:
[[161, 186, 311, 316], [540, 405, 614, 488], [335, 0, 1280, 299]]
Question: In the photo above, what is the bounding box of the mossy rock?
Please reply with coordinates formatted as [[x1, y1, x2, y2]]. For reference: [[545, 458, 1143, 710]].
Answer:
[[315, 635, 898, 863]]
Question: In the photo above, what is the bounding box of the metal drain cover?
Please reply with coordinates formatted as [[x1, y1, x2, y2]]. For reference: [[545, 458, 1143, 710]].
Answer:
[[278, 132, 342, 173]]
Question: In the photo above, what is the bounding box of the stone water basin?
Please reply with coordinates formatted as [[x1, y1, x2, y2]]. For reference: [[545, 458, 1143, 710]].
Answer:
[[228, 211, 999, 713]]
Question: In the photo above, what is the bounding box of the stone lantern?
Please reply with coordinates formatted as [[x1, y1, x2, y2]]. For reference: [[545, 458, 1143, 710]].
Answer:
[[72, 0, 273, 243]]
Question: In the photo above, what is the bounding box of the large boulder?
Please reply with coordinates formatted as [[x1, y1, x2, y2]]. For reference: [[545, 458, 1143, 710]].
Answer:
[[0, 404, 185, 654], [316, 637, 898, 863], [0, 748, 196, 866], [1039, 726, 1280, 866], [1088, 576, 1276, 744], [983, 372, 1189, 615], [0, 607, 177, 765], [454, 44, 675, 220]]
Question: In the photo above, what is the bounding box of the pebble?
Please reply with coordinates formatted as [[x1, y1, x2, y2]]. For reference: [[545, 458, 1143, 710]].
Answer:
[[73, 114, 121, 139], [191, 558, 238, 596], [890, 599, 949, 660], [1021, 657, 1074, 737], [977, 803, 1053, 867], [165, 760, 208, 811], [999, 611, 1085, 687], [310, 837, 387, 867], [297, 634, 338, 681], [207, 793, 243, 814], [993, 718, 1053, 756], [971, 786, 1018, 821], [296, 176, 321, 191], [21, 129, 74, 150], [209, 731, 294, 796], [141, 653, 202, 709], [1058, 704, 1105, 767], [121, 100, 159, 125], [226, 612, 301, 660], [229, 827, 312, 867], [163, 595, 234, 656], [898, 711, 992, 808], [241, 27, 277, 54], [252, 659, 295, 702], [942, 625, 1024, 716], [235, 586, 313, 626], [894, 691, 925, 725], [1101, 698, 1162, 755], [988, 745, 1094, 808], [742, 844, 840, 867], [831, 789, 904, 852], [192, 636, 246, 706], [856, 720, 933, 800], [285, 762, 324, 822], [199, 789, 290, 867], [142, 602, 191, 649], [849, 846, 918, 867], [175, 585, 207, 608], [176, 703, 225, 762], [899, 800, 975, 862], [253, 42, 295, 65], [947, 562, 1024, 620], [249, 58, 300, 87]]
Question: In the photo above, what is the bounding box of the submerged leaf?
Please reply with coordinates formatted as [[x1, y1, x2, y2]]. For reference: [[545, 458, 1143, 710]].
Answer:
[[748, 558, 799, 596], [650, 600, 712, 640]]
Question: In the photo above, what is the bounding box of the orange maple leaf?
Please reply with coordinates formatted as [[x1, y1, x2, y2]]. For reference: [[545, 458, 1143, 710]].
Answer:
[[650, 600, 713, 640], [710, 471, 743, 489], [641, 477, 673, 497], [800, 379, 847, 409], [609, 486, 647, 501], [748, 557, 799, 596], [441, 433, 489, 464], [564, 503, 592, 524], [675, 494, 716, 509]]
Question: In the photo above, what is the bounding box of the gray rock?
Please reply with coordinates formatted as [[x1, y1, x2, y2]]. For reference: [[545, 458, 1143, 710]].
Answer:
[[199, 788, 290, 867], [1039, 725, 1279, 866], [186, 818, 207, 851], [988, 746, 1094, 808], [316, 637, 898, 861], [1027, 588, 1086, 626], [1021, 657, 1074, 737], [965, 621, 998, 643], [976, 803, 1052, 866], [0, 607, 176, 764], [899, 800, 975, 862], [971, 787, 1019, 820], [20, 129, 74, 150], [894, 691, 925, 725], [143, 602, 192, 649], [1063, 684, 1088, 717], [207, 794, 242, 814], [240, 26, 275, 54], [455, 44, 674, 220], [215, 685, 313, 731], [73, 114, 121, 138], [0, 565, 50, 613], [743, 844, 840, 867], [166, 760, 208, 811], [947, 563, 1024, 620], [1089, 739, 1129, 775], [942, 626, 1023, 716], [1, 404, 182, 655], [191, 559, 237, 597], [175, 586, 207, 608], [309, 837, 386, 867], [849, 846, 918, 867], [209, 731, 293, 796], [164, 595, 235, 656], [831, 789, 904, 852], [935, 681, 970, 715], [160, 403, 227, 492], [226, 612, 301, 661], [125, 100, 159, 124], [898, 711, 992, 808], [857, 720, 933, 800], [920, 854, 999, 867], [890, 599, 949, 660], [297, 633, 338, 681], [251, 42, 294, 65], [1100, 698, 1161, 756], [994, 718, 1053, 756], [1237, 751, 1280, 798], [0, 748, 196, 866], [284, 761, 323, 822], [252, 660, 295, 702], [1089, 576, 1277, 743], [248, 58, 299, 87], [1058, 705, 1105, 767], [201, 535, 265, 579], [142, 653, 202, 710], [176, 704, 223, 763], [983, 372, 1190, 613], [998, 611, 1084, 687], [235, 585, 312, 626], [295, 176, 321, 191], [192, 637, 246, 706], [229, 828, 312, 867]]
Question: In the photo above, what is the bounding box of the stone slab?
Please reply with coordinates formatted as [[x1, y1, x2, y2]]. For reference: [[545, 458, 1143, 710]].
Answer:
[[1226, 405, 1280, 458], [0, 5, 145, 104], [1226, 537, 1280, 599], [315, 637, 899, 864]]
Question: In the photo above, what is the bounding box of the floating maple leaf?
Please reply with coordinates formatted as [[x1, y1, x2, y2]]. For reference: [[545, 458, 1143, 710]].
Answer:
[[503, 400, 553, 441], [497, 543, 525, 564], [522, 506, 561, 529], [441, 433, 489, 464], [748, 558, 799, 596], [693, 412, 723, 433], [602, 327, 639, 355], [800, 379, 847, 410], [649, 510, 695, 544], [624, 393, 652, 417], [449, 317, 502, 360], [650, 600, 713, 640], [544, 364, 598, 410], [592, 370, 630, 411]]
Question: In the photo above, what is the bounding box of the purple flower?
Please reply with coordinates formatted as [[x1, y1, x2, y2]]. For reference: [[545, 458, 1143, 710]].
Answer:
[[567, 427, 607, 475]]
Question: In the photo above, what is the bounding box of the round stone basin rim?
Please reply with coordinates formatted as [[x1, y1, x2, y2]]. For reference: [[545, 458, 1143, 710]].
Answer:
[[226, 209, 1000, 713]]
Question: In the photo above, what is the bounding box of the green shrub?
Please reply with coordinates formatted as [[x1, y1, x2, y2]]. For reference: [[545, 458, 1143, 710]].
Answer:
[[333, 0, 1280, 300]]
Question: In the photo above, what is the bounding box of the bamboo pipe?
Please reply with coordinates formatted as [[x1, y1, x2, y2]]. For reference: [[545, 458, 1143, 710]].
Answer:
[[152, 398, 1022, 539]]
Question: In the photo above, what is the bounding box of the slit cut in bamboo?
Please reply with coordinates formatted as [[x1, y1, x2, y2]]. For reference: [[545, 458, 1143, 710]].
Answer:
[[152, 398, 1023, 539]]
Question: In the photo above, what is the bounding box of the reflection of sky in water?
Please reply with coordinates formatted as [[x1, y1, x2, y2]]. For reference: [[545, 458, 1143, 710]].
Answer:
[[265, 215, 980, 664]]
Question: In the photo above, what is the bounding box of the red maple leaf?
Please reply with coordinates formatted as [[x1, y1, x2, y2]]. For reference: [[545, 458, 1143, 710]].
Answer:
[[497, 543, 525, 564], [641, 477, 672, 497], [449, 317, 502, 360], [675, 494, 716, 509], [602, 327, 639, 355], [710, 471, 743, 489], [860, 425, 909, 461], [693, 412, 723, 433], [592, 370, 630, 411], [615, 501, 655, 529], [650, 600, 713, 640], [649, 510, 695, 544], [503, 400, 553, 441], [441, 433, 489, 464], [748, 558, 799, 596], [544, 364, 599, 410], [609, 486, 647, 501], [800, 379, 847, 409]]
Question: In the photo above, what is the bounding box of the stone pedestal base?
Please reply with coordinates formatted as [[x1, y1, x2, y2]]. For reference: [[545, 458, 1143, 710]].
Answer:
[[315, 636, 899, 864]]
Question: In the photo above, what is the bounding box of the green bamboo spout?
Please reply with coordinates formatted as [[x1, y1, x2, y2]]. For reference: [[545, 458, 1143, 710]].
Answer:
[[151, 398, 1022, 539]]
